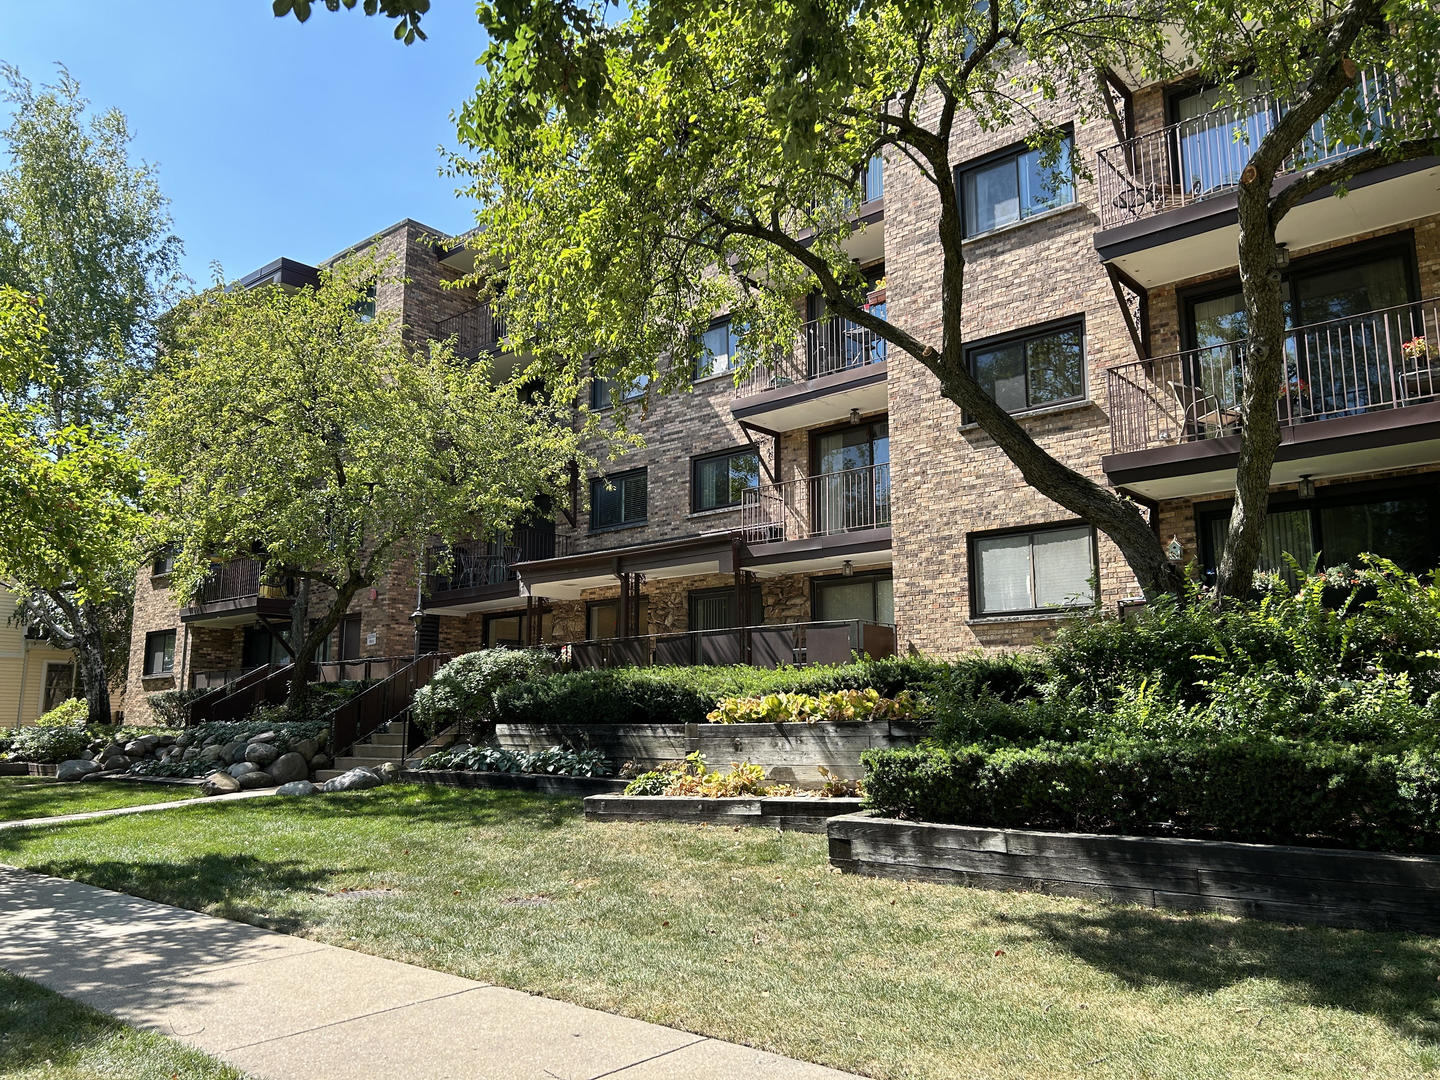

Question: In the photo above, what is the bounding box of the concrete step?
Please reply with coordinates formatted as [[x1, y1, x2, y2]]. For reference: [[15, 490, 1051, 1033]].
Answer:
[[333, 755, 402, 772], [365, 732, 407, 747], [313, 769, 343, 783]]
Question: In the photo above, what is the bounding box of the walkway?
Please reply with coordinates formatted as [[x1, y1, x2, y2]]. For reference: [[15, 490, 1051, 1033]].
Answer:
[[0, 786, 278, 831], [0, 866, 861, 1080]]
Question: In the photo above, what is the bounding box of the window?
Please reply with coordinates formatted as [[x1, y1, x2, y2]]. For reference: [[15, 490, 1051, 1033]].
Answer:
[[688, 586, 764, 631], [42, 663, 75, 713], [972, 525, 1095, 616], [485, 610, 554, 647], [692, 448, 760, 512], [696, 319, 743, 379], [152, 547, 176, 577], [143, 630, 176, 677], [969, 321, 1084, 414], [813, 572, 894, 624], [587, 597, 651, 640], [242, 626, 289, 670], [960, 134, 1074, 238], [590, 373, 650, 409], [590, 469, 648, 530]]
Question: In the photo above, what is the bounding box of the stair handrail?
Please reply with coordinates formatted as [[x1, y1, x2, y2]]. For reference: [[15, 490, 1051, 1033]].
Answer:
[[328, 652, 452, 759], [204, 663, 296, 727], [187, 662, 289, 726]]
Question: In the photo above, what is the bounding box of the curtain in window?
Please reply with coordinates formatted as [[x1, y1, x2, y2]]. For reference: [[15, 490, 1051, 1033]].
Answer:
[[1175, 76, 1271, 196], [1032, 527, 1094, 607], [975, 534, 1032, 614]]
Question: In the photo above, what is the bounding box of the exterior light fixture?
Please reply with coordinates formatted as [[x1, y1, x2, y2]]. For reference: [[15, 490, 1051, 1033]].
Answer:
[[409, 607, 426, 658], [842, 559, 854, 577], [1298, 475, 1316, 500], [849, 408, 862, 424], [1275, 243, 1290, 268]]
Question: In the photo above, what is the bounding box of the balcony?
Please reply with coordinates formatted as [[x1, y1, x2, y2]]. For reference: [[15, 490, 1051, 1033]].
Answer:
[[564, 619, 896, 670], [425, 524, 562, 614], [732, 310, 888, 430], [181, 558, 292, 625], [1094, 70, 1439, 286], [436, 304, 507, 361], [737, 461, 892, 574], [1104, 298, 1440, 498]]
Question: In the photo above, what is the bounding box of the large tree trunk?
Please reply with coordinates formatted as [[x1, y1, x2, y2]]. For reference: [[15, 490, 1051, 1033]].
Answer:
[[284, 577, 365, 718], [75, 615, 112, 726]]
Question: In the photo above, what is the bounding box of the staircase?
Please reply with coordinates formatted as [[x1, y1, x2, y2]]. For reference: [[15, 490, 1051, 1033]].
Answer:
[[315, 728, 409, 783], [316, 652, 452, 783]]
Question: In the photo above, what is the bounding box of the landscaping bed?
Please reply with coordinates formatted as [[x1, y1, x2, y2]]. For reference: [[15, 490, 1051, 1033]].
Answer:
[[586, 792, 862, 832], [827, 812, 1440, 932], [401, 769, 625, 797]]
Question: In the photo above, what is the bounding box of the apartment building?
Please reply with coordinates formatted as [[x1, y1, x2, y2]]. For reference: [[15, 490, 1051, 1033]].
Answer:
[[125, 62, 1439, 717]]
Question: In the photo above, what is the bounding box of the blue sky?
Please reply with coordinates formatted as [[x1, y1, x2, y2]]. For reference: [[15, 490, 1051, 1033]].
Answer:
[[2, 2, 489, 286]]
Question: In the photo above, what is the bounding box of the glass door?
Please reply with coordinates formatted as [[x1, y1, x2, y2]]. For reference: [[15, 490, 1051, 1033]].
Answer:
[[811, 420, 890, 535]]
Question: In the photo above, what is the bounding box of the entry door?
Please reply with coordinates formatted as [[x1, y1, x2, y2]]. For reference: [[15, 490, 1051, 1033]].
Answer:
[[811, 420, 890, 535], [338, 614, 363, 660]]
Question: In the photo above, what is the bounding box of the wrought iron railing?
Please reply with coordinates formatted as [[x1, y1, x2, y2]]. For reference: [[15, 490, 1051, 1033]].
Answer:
[[1106, 297, 1439, 453], [733, 311, 888, 397], [564, 619, 896, 670], [329, 652, 452, 758], [1096, 66, 1397, 230], [195, 558, 264, 604], [741, 461, 891, 543], [437, 304, 507, 359], [427, 524, 561, 594]]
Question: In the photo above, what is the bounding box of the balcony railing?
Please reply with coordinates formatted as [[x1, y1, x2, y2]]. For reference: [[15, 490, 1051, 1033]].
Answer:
[[196, 558, 264, 604], [1096, 66, 1397, 230], [734, 309, 888, 397], [564, 619, 896, 670], [1106, 297, 1439, 454], [741, 461, 891, 543], [436, 304, 507, 360], [427, 524, 560, 594]]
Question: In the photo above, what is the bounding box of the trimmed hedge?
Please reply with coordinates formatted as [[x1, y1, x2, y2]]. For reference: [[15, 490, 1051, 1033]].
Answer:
[[491, 655, 949, 726], [861, 739, 1440, 854]]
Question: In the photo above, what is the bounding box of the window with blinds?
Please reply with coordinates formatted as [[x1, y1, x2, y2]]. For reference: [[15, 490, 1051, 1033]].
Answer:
[[687, 586, 764, 630], [692, 448, 760, 512], [590, 469, 648, 530], [972, 525, 1095, 616]]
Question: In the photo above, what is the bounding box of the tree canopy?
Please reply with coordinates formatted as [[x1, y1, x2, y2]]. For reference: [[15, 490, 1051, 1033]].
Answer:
[[142, 255, 583, 704]]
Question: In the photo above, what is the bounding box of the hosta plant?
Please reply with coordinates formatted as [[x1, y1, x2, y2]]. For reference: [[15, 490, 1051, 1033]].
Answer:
[[707, 688, 926, 724]]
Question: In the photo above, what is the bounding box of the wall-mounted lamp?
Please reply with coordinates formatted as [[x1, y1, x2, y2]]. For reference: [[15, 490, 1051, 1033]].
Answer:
[[849, 408, 862, 425], [841, 559, 854, 577], [1298, 475, 1316, 499], [1275, 243, 1290, 269]]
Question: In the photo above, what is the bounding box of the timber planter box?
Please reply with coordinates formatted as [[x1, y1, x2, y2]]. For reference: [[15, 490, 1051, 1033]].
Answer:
[[496, 720, 926, 789], [827, 812, 1440, 932], [0, 762, 30, 776], [399, 769, 626, 798], [585, 793, 863, 833], [25, 763, 57, 778]]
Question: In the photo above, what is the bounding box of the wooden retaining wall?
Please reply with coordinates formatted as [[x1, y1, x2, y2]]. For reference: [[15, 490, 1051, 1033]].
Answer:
[[586, 793, 863, 833], [827, 813, 1440, 931], [399, 769, 627, 798], [496, 721, 925, 789]]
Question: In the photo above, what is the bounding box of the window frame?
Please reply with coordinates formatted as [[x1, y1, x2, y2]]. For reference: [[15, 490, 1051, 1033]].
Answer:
[[965, 316, 1088, 417], [809, 570, 895, 625], [585, 596, 652, 640], [690, 445, 761, 513], [968, 521, 1098, 619], [588, 467, 649, 532], [151, 546, 177, 578], [687, 585, 765, 630], [956, 128, 1076, 240], [589, 372, 651, 410], [694, 318, 743, 381], [40, 661, 76, 714], [143, 629, 177, 677]]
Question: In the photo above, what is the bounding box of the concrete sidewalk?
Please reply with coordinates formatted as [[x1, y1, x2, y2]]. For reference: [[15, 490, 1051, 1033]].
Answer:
[[0, 866, 862, 1080]]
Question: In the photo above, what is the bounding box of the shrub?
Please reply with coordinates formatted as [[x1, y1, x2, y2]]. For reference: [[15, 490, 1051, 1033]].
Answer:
[[184, 717, 329, 754], [35, 699, 88, 728], [417, 742, 611, 776], [10, 724, 91, 764], [146, 688, 210, 728], [413, 649, 559, 736], [707, 688, 927, 724], [861, 738, 1440, 853]]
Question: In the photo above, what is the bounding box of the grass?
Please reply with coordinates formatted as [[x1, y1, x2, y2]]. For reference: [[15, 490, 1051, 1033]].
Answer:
[[0, 776, 202, 823], [1, 785, 1437, 1080], [0, 970, 247, 1079]]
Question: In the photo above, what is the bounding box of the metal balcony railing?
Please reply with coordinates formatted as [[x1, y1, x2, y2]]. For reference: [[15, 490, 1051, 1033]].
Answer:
[[427, 524, 560, 594], [564, 619, 896, 670], [733, 310, 888, 397], [437, 304, 507, 360], [1106, 297, 1440, 453], [196, 558, 264, 604], [740, 461, 891, 543], [1096, 66, 1398, 230]]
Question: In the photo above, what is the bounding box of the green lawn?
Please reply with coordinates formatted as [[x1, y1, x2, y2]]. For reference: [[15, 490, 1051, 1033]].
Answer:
[[0, 776, 202, 823], [0, 970, 247, 1080], [1, 786, 1436, 1080]]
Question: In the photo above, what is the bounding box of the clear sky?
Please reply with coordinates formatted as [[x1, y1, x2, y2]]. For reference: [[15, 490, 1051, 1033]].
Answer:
[[2, 2, 490, 286]]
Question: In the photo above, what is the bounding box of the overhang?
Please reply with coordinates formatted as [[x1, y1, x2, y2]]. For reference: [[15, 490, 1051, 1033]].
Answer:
[[744, 528, 893, 577], [514, 534, 738, 601], [731, 363, 888, 431]]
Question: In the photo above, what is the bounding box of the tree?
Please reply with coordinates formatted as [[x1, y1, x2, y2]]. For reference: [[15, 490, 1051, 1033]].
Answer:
[[0, 66, 181, 722], [141, 256, 583, 714], [1174, 1, 1440, 597]]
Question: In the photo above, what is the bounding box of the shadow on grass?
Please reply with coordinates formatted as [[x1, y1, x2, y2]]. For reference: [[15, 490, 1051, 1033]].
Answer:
[[1007, 904, 1440, 1044], [273, 783, 584, 832]]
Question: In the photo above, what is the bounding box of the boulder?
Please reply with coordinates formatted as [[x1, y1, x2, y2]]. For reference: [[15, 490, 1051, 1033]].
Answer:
[[123, 736, 159, 756], [267, 752, 310, 785], [105, 755, 132, 771], [276, 780, 317, 796], [249, 730, 277, 744], [56, 759, 102, 782], [224, 740, 250, 764], [372, 761, 398, 784], [320, 768, 382, 793], [182, 747, 201, 762], [236, 771, 273, 790], [228, 761, 259, 779], [291, 738, 320, 761], [309, 753, 330, 770], [154, 735, 176, 748], [199, 743, 227, 762], [244, 742, 280, 768], [99, 743, 127, 762], [201, 772, 242, 796], [175, 732, 194, 748]]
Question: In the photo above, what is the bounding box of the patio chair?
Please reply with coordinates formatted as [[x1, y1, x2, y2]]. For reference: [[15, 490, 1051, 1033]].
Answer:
[[1168, 380, 1237, 442]]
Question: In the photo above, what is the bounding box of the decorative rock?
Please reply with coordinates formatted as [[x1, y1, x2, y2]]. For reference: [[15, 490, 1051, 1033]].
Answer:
[[224, 740, 250, 764], [56, 759, 102, 782], [105, 755, 132, 771], [249, 731, 277, 743], [267, 752, 309, 785], [244, 742, 280, 767], [175, 732, 194, 748], [154, 735, 176, 748], [201, 772, 242, 796], [309, 753, 330, 770], [199, 743, 227, 762], [182, 747, 201, 761], [228, 761, 259, 779], [292, 738, 320, 761], [237, 771, 273, 789], [321, 767, 382, 793], [123, 736, 160, 756], [100, 743, 126, 762], [372, 761, 398, 784], [276, 780, 317, 796]]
